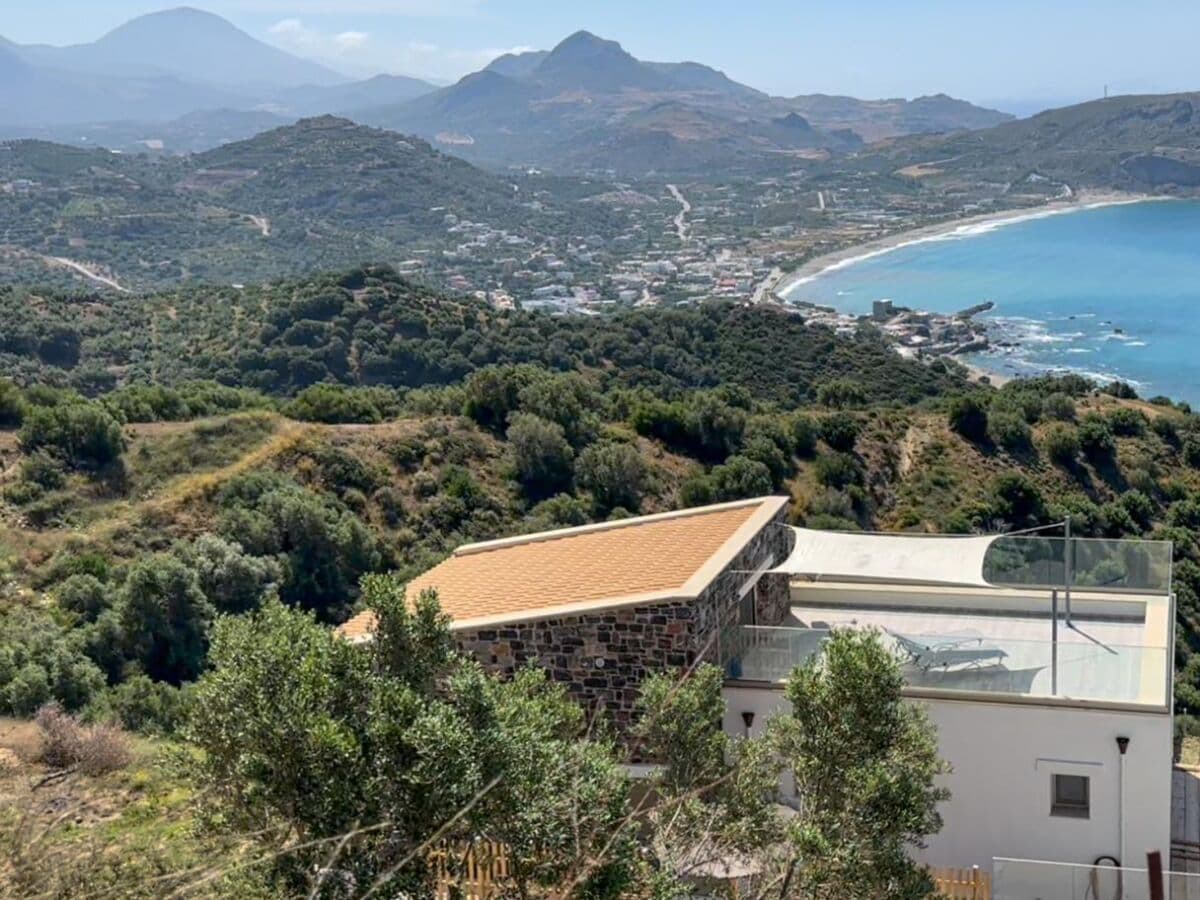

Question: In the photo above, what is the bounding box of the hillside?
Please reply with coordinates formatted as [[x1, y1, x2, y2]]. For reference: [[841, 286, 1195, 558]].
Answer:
[[0, 118, 630, 292], [2, 264, 1200, 892], [867, 92, 1200, 193]]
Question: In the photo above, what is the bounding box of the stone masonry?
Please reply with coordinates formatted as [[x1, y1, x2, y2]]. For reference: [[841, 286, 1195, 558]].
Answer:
[[453, 503, 792, 731]]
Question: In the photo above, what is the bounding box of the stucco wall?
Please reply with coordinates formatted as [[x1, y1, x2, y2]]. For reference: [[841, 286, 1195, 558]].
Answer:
[[722, 683, 1173, 880], [454, 503, 791, 730]]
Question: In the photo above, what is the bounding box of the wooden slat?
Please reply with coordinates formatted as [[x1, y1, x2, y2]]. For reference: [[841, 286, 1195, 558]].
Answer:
[[430, 840, 509, 900], [930, 865, 991, 899]]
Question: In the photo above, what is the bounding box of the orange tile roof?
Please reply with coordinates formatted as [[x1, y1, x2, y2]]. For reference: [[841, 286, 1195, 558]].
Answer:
[[338, 497, 783, 639]]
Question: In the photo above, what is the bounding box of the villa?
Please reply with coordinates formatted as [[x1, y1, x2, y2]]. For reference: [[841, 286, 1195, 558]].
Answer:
[[338, 495, 1177, 896]]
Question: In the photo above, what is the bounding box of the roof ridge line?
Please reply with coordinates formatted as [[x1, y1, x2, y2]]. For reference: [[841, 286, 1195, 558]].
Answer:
[[452, 495, 783, 557]]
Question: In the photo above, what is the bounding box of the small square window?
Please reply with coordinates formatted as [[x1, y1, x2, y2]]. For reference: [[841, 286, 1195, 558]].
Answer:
[[1051, 774, 1090, 819]]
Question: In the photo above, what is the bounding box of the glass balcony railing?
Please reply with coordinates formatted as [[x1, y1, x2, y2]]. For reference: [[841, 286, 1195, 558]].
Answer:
[[983, 535, 1173, 595], [992, 856, 1200, 900], [722, 625, 1169, 706]]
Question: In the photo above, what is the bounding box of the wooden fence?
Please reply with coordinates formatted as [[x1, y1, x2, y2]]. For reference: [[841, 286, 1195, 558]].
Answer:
[[428, 843, 987, 899], [429, 841, 509, 900], [930, 865, 991, 899]]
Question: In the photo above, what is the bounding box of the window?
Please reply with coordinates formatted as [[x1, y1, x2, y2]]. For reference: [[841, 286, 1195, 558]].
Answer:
[[1051, 773, 1090, 818]]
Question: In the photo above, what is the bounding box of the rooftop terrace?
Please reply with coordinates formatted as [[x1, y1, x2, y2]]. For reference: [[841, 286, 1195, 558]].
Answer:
[[725, 530, 1174, 709]]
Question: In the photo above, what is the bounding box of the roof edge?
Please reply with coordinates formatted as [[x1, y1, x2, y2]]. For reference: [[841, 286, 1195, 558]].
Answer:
[[681, 495, 789, 597], [449, 589, 688, 631], [451, 496, 784, 558]]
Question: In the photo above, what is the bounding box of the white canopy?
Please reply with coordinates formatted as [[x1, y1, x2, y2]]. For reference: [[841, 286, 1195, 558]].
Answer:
[[771, 527, 999, 589]]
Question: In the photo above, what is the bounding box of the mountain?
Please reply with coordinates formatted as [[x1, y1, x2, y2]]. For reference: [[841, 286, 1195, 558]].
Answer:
[[0, 117, 629, 290], [11, 7, 343, 88], [788, 93, 1013, 142], [485, 50, 548, 79], [270, 74, 437, 117], [360, 31, 859, 174], [871, 92, 1200, 191], [359, 30, 1011, 175]]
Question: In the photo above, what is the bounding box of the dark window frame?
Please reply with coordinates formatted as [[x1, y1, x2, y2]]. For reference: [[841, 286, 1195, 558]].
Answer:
[[1051, 773, 1090, 819]]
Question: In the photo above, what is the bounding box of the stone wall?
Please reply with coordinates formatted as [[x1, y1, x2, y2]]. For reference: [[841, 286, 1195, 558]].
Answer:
[[454, 503, 792, 731]]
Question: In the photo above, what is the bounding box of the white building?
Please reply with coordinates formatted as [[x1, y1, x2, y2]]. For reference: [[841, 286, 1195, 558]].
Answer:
[[724, 526, 1175, 897]]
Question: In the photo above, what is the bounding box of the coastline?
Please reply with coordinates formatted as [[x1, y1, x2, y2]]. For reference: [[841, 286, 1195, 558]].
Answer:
[[777, 190, 1161, 299]]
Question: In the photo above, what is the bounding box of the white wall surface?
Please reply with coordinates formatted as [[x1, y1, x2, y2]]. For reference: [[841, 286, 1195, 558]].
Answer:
[[722, 685, 1173, 875]]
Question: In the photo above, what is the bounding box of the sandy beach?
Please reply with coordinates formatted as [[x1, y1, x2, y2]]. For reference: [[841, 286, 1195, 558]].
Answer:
[[777, 190, 1161, 300]]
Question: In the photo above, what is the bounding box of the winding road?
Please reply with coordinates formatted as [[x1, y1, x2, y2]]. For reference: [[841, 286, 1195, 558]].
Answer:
[[666, 183, 691, 243]]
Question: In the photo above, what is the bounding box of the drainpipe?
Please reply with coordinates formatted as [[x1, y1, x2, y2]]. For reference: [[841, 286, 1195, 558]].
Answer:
[[1117, 736, 1130, 874]]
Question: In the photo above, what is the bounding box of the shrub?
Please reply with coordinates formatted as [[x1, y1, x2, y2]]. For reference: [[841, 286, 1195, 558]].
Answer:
[[507, 412, 575, 498], [19, 450, 66, 489], [575, 441, 647, 513], [94, 675, 191, 736], [947, 395, 989, 443], [1042, 424, 1080, 467], [54, 574, 112, 621], [1041, 393, 1076, 422], [1152, 416, 1179, 445], [0, 378, 25, 427], [741, 434, 791, 488], [1104, 381, 1139, 400], [7, 663, 52, 716], [18, 402, 126, 469], [790, 414, 819, 457], [819, 412, 860, 452], [285, 383, 400, 424], [1078, 416, 1116, 460], [1107, 407, 1147, 437], [989, 473, 1046, 529], [812, 451, 861, 489], [988, 410, 1032, 452], [709, 455, 773, 501], [815, 379, 866, 409], [36, 703, 132, 775], [1185, 436, 1200, 469]]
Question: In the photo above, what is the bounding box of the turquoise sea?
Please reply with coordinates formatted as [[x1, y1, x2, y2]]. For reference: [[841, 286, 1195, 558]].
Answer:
[[782, 200, 1200, 405]]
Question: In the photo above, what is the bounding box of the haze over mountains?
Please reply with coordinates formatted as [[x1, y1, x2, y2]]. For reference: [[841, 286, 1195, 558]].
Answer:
[[0, 7, 1014, 173]]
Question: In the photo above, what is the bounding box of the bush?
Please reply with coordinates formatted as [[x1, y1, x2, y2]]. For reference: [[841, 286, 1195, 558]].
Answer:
[[988, 410, 1032, 452], [0, 378, 25, 427], [947, 395, 989, 443], [1107, 407, 1147, 437], [285, 383, 400, 424], [575, 441, 647, 513], [94, 675, 191, 736], [1104, 381, 1138, 400], [507, 412, 575, 498], [1041, 393, 1076, 422], [7, 663, 52, 716], [709, 455, 773, 501], [1152, 416, 1179, 445], [36, 703, 132, 775], [1077, 416, 1116, 460], [819, 412, 860, 452], [54, 574, 112, 621], [1042, 424, 1080, 467], [815, 379, 866, 409], [18, 402, 126, 469], [19, 450, 66, 489], [990, 473, 1046, 529], [790, 414, 819, 457], [812, 451, 861, 489], [741, 434, 791, 488]]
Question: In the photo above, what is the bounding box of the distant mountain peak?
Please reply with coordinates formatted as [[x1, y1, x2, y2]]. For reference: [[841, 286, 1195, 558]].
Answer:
[[535, 30, 668, 93]]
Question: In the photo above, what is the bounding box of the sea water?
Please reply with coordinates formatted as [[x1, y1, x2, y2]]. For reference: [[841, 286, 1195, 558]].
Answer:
[[782, 200, 1200, 404]]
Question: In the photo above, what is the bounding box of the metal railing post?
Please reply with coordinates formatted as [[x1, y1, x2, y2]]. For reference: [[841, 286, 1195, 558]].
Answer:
[[1051, 588, 1059, 696], [1064, 515, 1073, 627]]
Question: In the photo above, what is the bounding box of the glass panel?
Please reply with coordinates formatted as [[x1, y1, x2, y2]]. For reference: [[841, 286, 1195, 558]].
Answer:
[[723, 625, 1168, 706], [993, 857, 1200, 900], [984, 535, 1173, 595]]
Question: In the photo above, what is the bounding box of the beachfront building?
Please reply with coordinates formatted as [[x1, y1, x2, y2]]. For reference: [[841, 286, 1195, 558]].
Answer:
[[337, 496, 1177, 895]]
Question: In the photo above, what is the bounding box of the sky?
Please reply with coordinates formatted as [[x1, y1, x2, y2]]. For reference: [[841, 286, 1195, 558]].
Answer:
[[4, 1, 1200, 113]]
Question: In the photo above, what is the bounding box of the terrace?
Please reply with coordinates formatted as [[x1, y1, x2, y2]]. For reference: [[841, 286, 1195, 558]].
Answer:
[[721, 529, 1174, 709]]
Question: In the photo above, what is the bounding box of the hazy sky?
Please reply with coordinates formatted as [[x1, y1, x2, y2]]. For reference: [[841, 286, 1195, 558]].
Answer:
[[5, 1, 1199, 112]]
